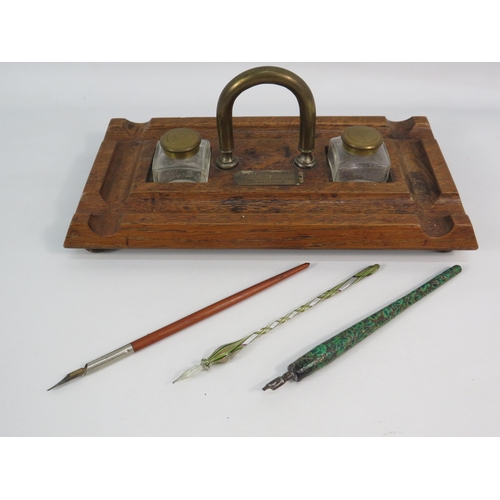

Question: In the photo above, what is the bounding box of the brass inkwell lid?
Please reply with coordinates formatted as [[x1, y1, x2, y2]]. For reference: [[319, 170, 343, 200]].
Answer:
[[160, 128, 201, 159], [341, 126, 383, 156]]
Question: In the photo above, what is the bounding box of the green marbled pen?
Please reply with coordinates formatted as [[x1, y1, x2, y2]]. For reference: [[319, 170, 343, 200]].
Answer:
[[263, 265, 462, 391]]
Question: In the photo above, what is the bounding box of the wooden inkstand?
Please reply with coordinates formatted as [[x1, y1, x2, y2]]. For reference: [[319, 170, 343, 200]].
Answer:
[[64, 66, 478, 252]]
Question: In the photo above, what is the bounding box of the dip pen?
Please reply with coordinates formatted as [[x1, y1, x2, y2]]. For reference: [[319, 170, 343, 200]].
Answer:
[[263, 265, 462, 391], [174, 264, 380, 382], [48, 262, 309, 391]]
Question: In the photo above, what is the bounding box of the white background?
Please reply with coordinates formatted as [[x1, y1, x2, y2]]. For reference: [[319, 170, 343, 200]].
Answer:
[[2, 61, 499, 436], [1, 61, 499, 494]]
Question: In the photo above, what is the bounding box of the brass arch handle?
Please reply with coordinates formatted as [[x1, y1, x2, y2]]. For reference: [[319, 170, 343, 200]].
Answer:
[[216, 66, 317, 170]]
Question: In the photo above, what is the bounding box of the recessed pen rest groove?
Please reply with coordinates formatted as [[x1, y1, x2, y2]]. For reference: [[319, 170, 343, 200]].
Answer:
[[64, 113, 478, 251]]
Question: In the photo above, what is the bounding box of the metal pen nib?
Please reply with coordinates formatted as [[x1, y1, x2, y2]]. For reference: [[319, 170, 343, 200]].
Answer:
[[262, 371, 295, 391], [47, 367, 87, 391], [47, 344, 134, 391]]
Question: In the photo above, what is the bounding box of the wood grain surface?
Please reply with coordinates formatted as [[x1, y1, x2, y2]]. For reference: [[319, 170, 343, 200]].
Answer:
[[130, 263, 309, 351], [64, 116, 478, 251]]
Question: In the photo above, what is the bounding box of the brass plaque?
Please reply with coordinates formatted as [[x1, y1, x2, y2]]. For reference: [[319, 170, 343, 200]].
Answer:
[[234, 170, 304, 186]]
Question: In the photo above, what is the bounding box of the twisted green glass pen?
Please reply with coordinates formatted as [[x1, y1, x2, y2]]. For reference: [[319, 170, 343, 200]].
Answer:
[[173, 264, 380, 383], [263, 265, 462, 391]]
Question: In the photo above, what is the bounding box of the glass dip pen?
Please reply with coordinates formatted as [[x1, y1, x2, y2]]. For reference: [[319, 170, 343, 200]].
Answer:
[[173, 264, 380, 383]]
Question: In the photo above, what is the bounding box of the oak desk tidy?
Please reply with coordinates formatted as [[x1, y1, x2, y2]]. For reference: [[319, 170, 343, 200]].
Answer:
[[64, 66, 477, 251]]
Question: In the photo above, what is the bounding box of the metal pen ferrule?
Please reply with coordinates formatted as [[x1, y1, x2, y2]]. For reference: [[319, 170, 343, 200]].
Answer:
[[85, 344, 134, 375]]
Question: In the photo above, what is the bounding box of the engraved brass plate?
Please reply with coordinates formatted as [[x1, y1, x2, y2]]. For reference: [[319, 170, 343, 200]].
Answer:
[[234, 170, 304, 186]]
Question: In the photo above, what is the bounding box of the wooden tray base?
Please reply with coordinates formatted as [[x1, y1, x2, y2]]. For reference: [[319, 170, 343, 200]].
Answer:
[[64, 116, 478, 251]]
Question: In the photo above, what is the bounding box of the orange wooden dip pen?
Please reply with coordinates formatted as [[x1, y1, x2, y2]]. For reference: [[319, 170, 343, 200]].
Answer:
[[48, 263, 309, 390]]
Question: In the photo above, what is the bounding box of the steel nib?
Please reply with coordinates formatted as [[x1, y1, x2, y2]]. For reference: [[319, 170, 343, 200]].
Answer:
[[262, 371, 295, 391], [47, 367, 86, 391]]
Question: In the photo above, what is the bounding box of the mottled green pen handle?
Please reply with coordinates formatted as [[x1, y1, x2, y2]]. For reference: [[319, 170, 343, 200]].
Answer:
[[263, 265, 462, 390]]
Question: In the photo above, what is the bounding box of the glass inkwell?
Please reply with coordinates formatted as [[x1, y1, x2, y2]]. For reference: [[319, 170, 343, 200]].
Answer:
[[152, 128, 210, 183], [328, 126, 391, 182]]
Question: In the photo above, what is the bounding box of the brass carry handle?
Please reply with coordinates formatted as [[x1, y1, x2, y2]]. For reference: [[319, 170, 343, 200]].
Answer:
[[216, 66, 317, 170]]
